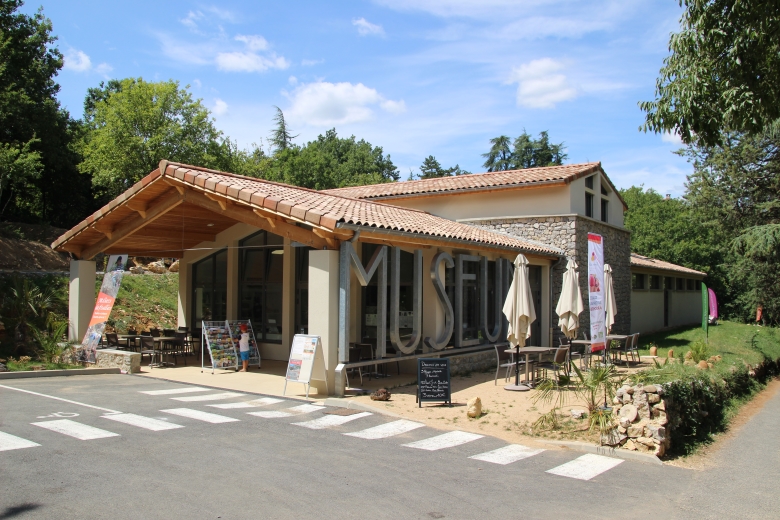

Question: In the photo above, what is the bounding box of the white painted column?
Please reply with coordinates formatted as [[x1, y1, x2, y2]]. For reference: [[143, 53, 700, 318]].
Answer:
[[281, 239, 294, 352], [226, 239, 239, 320], [69, 260, 96, 342], [308, 250, 339, 395], [177, 261, 189, 328]]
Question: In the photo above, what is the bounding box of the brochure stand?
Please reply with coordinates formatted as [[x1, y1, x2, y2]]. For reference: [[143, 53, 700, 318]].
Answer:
[[201, 321, 239, 374], [283, 334, 328, 399]]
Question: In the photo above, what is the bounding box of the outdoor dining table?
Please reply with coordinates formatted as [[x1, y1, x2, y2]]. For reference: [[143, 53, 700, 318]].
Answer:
[[152, 336, 178, 367], [117, 334, 140, 350], [504, 346, 553, 391], [571, 335, 630, 365]]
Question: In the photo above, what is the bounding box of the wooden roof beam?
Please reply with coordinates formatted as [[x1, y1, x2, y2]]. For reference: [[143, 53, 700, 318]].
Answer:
[[184, 190, 330, 250], [80, 190, 185, 260]]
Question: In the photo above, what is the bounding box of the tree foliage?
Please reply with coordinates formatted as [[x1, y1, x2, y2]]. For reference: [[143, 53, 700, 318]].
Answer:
[[482, 131, 567, 171], [0, 0, 89, 227], [269, 106, 297, 153], [251, 128, 399, 190], [79, 78, 224, 198], [640, 0, 780, 146], [417, 155, 469, 179]]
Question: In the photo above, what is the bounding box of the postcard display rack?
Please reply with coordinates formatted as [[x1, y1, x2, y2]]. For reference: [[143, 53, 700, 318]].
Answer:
[[201, 320, 262, 374]]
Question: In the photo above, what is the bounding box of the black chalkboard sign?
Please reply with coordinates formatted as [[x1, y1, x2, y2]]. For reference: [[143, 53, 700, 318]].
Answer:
[[417, 358, 451, 407]]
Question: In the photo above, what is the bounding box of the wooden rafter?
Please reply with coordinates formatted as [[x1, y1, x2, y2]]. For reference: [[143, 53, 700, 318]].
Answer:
[[253, 209, 277, 228], [204, 192, 228, 210], [183, 190, 330, 250], [125, 201, 148, 218], [79, 190, 185, 259]]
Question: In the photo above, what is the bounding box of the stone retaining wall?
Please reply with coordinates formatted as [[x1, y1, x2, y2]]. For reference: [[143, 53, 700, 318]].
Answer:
[[446, 349, 496, 376], [94, 349, 141, 374], [607, 382, 670, 456]]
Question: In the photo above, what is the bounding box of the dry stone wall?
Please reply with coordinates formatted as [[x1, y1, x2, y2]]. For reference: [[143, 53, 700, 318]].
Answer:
[[472, 216, 631, 343], [609, 382, 670, 456]]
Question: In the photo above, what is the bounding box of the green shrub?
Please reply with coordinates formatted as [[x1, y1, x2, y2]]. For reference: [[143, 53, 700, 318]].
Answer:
[[688, 340, 710, 363]]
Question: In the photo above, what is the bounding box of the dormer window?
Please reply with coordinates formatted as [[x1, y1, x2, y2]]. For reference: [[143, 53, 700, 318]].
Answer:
[[585, 175, 594, 189], [585, 175, 595, 218], [599, 176, 610, 223]]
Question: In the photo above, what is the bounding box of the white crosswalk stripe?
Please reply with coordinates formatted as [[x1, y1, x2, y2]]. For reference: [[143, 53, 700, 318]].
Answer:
[[546, 453, 623, 480], [248, 411, 293, 418], [402, 431, 484, 451], [0, 431, 40, 451], [286, 404, 325, 414], [161, 408, 239, 424], [469, 444, 545, 465], [139, 387, 209, 396], [102, 413, 184, 431], [344, 420, 425, 439], [171, 392, 245, 402], [32, 419, 120, 440], [208, 397, 285, 410], [293, 412, 372, 430]]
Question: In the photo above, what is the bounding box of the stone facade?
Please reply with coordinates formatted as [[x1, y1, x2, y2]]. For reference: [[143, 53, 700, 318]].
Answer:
[[447, 349, 496, 376], [609, 382, 670, 457], [95, 348, 141, 374], [470, 215, 631, 343]]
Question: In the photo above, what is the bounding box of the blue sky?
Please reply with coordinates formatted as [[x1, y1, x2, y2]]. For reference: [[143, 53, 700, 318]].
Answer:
[[26, 0, 691, 195]]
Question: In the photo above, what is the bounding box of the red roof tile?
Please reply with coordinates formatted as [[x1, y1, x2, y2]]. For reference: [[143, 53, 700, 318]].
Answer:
[[630, 253, 706, 277]]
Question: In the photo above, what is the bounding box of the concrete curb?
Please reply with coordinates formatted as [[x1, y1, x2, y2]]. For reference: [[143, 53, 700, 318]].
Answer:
[[324, 397, 403, 418], [0, 368, 121, 379], [541, 440, 663, 465]]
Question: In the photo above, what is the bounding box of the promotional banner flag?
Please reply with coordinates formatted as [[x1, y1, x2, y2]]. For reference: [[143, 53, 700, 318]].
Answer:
[[78, 254, 128, 363], [587, 233, 606, 352]]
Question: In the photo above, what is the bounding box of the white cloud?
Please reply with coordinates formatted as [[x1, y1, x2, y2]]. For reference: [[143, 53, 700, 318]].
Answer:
[[301, 58, 323, 66], [352, 17, 385, 36], [288, 76, 298, 85], [235, 34, 268, 51], [509, 58, 577, 109], [180, 10, 204, 29], [180, 6, 237, 30], [216, 51, 289, 72], [661, 131, 683, 145], [212, 98, 228, 116], [285, 81, 405, 126], [63, 49, 92, 72], [192, 78, 202, 89], [94, 63, 113, 76]]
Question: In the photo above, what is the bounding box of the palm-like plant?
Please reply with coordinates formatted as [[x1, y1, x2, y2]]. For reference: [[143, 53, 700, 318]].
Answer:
[[0, 278, 63, 354], [31, 321, 71, 364]]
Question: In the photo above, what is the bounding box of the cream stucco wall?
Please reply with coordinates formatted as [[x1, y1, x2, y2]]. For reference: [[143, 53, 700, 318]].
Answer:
[[669, 290, 702, 328], [630, 270, 706, 334], [631, 290, 665, 334], [569, 172, 625, 227]]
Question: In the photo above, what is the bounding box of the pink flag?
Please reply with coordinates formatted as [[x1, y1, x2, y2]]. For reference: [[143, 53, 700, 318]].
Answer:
[[708, 288, 718, 320]]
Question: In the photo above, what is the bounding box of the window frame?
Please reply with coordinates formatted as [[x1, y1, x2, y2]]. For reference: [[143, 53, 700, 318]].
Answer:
[[238, 230, 284, 344]]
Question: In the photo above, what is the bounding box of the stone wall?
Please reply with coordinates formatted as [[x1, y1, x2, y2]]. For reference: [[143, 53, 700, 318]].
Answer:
[[446, 349, 496, 376], [609, 382, 670, 457], [471, 215, 631, 343], [94, 349, 141, 374]]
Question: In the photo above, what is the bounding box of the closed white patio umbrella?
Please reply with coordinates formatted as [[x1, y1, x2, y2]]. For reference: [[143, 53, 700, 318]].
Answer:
[[555, 258, 584, 340], [502, 254, 536, 391], [604, 263, 617, 333]]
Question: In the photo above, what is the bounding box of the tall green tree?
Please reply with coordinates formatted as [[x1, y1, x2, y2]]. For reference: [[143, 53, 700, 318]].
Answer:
[[417, 155, 469, 179], [482, 135, 513, 171], [0, 0, 89, 227], [681, 131, 780, 323], [260, 128, 399, 189], [79, 78, 224, 198], [511, 130, 567, 169], [269, 105, 297, 153], [640, 0, 780, 146]]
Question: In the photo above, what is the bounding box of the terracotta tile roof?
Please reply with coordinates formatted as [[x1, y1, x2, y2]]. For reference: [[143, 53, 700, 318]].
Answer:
[[322, 162, 623, 203], [630, 253, 706, 277], [52, 161, 561, 257]]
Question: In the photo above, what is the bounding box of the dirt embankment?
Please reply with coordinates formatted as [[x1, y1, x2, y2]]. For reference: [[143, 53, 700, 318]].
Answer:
[[0, 222, 70, 272]]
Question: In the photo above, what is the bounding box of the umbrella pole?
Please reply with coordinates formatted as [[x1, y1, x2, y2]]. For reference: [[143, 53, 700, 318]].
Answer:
[[515, 344, 520, 386]]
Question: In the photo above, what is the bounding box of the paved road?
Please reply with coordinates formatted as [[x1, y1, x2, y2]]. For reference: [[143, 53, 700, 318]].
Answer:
[[0, 374, 776, 519]]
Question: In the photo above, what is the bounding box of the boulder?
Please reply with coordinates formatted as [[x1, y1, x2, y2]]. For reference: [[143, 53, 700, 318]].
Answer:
[[0, 362, 6, 372], [601, 428, 626, 446], [129, 266, 145, 275], [466, 397, 482, 418], [168, 260, 180, 273], [646, 424, 667, 442], [684, 350, 693, 360], [667, 349, 675, 358], [648, 393, 661, 404], [625, 386, 635, 395], [624, 439, 637, 451], [619, 416, 632, 429], [649, 346, 658, 357], [145, 261, 167, 274], [618, 404, 638, 423], [637, 436, 656, 448], [370, 388, 391, 401], [697, 360, 709, 370], [644, 384, 658, 394], [653, 400, 666, 411], [654, 443, 666, 457], [622, 393, 633, 404], [627, 419, 648, 438]]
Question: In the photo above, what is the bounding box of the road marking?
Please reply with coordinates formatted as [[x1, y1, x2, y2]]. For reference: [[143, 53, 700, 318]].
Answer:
[[161, 408, 240, 424], [469, 444, 545, 465], [286, 404, 324, 414], [546, 454, 624, 480], [248, 411, 293, 418], [402, 431, 484, 451], [32, 419, 120, 440], [0, 431, 40, 451], [170, 392, 245, 402], [139, 387, 209, 396], [293, 412, 372, 430], [208, 402, 257, 409], [0, 384, 121, 414], [344, 420, 425, 439], [246, 398, 284, 406], [102, 413, 184, 431]]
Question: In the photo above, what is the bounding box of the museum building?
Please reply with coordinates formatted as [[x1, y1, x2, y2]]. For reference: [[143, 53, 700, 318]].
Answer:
[[52, 160, 705, 395]]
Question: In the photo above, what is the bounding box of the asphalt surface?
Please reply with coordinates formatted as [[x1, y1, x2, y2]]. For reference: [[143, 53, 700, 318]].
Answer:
[[0, 374, 777, 519]]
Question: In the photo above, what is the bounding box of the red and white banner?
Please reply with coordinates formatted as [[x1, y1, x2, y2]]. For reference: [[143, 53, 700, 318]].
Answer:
[[79, 254, 128, 363], [587, 234, 606, 352]]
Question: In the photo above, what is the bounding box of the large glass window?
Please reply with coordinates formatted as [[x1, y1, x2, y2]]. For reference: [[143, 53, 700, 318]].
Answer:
[[585, 193, 594, 218], [632, 273, 646, 290], [239, 231, 284, 343], [191, 249, 228, 337], [294, 246, 311, 334], [600, 198, 609, 223]]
